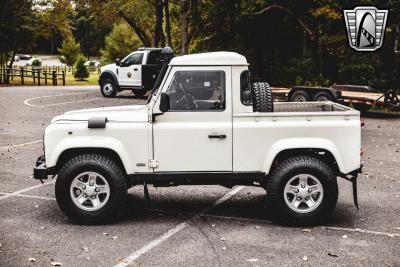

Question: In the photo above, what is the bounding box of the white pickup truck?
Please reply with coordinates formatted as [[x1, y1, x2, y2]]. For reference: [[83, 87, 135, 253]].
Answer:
[[99, 48, 163, 98], [34, 48, 362, 225]]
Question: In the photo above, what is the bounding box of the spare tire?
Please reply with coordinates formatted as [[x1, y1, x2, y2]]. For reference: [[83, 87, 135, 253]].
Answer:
[[251, 82, 274, 112]]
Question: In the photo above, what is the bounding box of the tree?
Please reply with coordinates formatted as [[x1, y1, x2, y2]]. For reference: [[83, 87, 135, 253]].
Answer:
[[58, 34, 81, 66], [74, 55, 89, 80], [100, 21, 142, 63]]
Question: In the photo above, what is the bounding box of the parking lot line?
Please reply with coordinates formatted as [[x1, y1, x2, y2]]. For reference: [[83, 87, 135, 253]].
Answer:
[[0, 192, 55, 201], [24, 92, 89, 107], [322, 226, 400, 238], [114, 186, 245, 267], [41, 97, 103, 107], [0, 180, 55, 201], [0, 140, 42, 150]]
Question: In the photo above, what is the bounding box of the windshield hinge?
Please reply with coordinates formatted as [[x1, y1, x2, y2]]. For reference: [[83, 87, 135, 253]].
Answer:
[[149, 159, 159, 168]]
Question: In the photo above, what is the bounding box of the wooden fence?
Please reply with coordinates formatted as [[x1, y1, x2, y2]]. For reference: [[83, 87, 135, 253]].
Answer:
[[0, 66, 66, 86]]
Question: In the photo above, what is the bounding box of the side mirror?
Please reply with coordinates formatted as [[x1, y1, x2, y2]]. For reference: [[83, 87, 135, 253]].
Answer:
[[159, 92, 170, 112], [116, 58, 121, 66]]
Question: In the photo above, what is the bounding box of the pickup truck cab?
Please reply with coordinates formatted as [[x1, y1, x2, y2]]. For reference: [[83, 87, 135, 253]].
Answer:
[[34, 48, 362, 225], [99, 48, 163, 98]]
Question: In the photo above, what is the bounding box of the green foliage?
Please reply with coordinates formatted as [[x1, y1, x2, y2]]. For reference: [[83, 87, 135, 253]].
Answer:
[[100, 21, 141, 64], [31, 59, 42, 67], [58, 34, 81, 66], [74, 55, 90, 81]]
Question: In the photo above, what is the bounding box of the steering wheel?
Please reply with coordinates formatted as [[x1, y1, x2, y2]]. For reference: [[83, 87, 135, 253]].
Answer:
[[176, 82, 198, 110]]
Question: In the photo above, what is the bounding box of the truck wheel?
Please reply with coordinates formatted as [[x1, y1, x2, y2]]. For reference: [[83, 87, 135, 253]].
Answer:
[[353, 103, 371, 114], [100, 79, 117, 97], [290, 90, 310, 102], [251, 82, 274, 112], [55, 154, 127, 224], [131, 89, 146, 98], [313, 91, 333, 102], [266, 156, 338, 225]]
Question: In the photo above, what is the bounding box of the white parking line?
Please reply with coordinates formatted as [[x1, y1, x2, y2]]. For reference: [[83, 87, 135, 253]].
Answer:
[[322, 226, 400, 238], [24, 92, 101, 108], [114, 186, 245, 267], [0, 140, 42, 150], [0, 192, 55, 201], [0, 181, 55, 201]]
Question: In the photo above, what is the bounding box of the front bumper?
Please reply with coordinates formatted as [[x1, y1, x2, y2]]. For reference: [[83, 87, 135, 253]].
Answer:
[[33, 155, 48, 180]]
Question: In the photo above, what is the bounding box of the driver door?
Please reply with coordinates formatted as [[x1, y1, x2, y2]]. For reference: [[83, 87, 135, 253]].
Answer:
[[152, 66, 232, 172], [118, 52, 144, 87]]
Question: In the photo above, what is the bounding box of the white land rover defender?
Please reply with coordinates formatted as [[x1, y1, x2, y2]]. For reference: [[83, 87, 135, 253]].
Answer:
[[99, 48, 164, 98], [34, 47, 362, 225]]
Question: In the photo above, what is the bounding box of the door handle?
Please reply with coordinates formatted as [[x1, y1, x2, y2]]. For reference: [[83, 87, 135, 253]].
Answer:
[[134, 68, 138, 71], [208, 134, 226, 139]]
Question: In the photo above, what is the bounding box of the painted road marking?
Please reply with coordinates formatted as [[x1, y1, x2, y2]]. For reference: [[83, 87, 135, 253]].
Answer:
[[114, 186, 245, 267], [0, 181, 55, 201], [0, 193, 55, 201], [0, 140, 42, 150], [323, 226, 400, 238], [24, 92, 101, 108]]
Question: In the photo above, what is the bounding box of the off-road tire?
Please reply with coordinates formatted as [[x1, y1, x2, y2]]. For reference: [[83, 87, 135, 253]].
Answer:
[[290, 90, 310, 102], [266, 156, 338, 225], [313, 91, 334, 102], [55, 154, 127, 224], [100, 78, 117, 97], [251, 82, 274, 112], [132, 89, 147, 98]]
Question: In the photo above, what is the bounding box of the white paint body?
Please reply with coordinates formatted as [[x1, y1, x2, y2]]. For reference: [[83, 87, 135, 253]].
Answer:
[[45, 52, 361, 176]]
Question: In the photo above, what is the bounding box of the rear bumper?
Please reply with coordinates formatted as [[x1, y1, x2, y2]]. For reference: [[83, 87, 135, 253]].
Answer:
[[33, 155, 49, 180]]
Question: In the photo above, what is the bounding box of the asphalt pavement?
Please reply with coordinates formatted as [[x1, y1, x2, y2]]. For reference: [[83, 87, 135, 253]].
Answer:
[[0, 86, 399, 266]]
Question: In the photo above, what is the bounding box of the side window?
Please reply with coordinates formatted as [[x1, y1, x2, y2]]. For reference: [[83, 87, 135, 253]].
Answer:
[[240, 70, 252, 105], [122, 53, 144, 66], [166, 71, 225, 111]]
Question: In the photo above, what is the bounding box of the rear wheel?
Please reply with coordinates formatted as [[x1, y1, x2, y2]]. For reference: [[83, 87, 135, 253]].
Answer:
[[55, 154, 127, 224], [131, 89, 147, 98], [290, 90, 310, 102], [100, 79, 117, 97], [266, 156, 338, 225], [313, 91, 334, 102], [251, 82, 274, 112], [353, 103, 371, 114]]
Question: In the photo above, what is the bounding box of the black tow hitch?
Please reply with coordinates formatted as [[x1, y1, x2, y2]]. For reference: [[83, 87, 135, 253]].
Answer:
[[340, 167, 362, 209]]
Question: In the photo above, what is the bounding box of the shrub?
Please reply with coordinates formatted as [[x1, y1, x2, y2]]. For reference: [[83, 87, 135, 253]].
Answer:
[[58, 33, 81, 66], [74, 56, 89, 81], [31, 58, 41, 67]]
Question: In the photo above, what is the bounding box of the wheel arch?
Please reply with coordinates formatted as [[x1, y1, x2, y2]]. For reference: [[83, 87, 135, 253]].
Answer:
[[55, 148, 127, 176], [262, 138, 343, 175], [99, 71, 119, 87]]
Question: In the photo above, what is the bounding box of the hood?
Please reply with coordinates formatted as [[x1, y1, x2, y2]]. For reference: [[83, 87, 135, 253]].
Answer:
[[100, 63, 116, 73], [51, 104, 149, 123]]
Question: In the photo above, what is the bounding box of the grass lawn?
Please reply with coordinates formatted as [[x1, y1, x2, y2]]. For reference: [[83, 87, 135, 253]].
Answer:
[[5, 71, 99, 86]]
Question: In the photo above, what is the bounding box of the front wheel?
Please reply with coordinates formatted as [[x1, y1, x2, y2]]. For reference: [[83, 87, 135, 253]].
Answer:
[[100, 79, 117, 97], [266, 156, 338, 225], [55, 154, 127, 224]]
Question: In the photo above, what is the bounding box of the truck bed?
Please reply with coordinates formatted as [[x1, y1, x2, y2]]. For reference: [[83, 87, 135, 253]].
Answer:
[[273, 101, 353, 113]]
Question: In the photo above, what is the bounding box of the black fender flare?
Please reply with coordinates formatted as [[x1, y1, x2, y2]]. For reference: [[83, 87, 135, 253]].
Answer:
[[99, 70, 119, 88]]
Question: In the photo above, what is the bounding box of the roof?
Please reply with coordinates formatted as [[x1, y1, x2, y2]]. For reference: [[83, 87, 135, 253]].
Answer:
[[170, 52, 248, 66]]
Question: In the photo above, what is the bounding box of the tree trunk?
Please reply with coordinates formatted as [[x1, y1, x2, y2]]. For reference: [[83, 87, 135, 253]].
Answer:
[[6, 50, 16, 84], [164, 0, 172, 48], [153, 0, 165, 47], [181, 0, 190, 55]]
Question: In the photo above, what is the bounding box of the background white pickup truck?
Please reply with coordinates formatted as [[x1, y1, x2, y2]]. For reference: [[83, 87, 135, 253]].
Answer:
[[34, 48, 362, 225], [99, 48, 164, 97]]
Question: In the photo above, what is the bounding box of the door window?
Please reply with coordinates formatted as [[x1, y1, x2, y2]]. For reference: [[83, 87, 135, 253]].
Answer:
[[122, 53, 144, 66], [166, 71, 225, 111]]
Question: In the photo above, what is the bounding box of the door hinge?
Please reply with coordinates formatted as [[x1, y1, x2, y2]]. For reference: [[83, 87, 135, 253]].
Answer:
[[149, 159, 159, 168]]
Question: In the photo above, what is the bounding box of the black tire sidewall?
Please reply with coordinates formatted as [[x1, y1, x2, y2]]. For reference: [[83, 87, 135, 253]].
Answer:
[[267, 157, 338, 225], [100, 78, 117, 97], [313, 91, 333, 101], [132, 89, 146, 98], [291, 90, 310, 102], [55, 155, 127, 224]]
